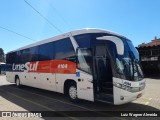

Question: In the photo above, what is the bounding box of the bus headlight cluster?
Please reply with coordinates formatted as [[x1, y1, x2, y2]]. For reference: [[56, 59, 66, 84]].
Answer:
[[113, 82, 144, 93]]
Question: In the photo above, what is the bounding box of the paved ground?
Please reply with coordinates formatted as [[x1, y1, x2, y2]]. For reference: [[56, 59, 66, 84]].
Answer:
[[0, 75, 160, 120]]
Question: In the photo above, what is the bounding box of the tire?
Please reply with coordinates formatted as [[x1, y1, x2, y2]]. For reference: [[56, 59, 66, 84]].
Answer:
[[68, 83, 78, 102], [15, 77, 21, 87]]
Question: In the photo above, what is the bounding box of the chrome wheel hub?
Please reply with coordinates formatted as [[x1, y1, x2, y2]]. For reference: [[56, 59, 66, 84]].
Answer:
[[69, 86, 77, 99]]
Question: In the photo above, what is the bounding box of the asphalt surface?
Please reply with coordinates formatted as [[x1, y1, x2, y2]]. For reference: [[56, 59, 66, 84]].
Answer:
[[0, 75, 160, 120]]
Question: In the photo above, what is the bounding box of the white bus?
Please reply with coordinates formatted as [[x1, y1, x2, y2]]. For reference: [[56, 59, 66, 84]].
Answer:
[[6, 28, 145, 105]]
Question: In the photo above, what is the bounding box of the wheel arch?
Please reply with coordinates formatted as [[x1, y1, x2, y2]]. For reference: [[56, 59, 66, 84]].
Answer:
[[15, 75, 19, 83], [63, 79, 77, 96]]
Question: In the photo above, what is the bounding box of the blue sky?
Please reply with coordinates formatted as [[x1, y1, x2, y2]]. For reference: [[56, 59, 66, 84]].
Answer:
[[0, 0, 160, 53]]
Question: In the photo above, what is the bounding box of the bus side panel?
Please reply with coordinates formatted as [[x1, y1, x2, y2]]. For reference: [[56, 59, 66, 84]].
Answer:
[[17, 72, 57, 92], [19, 72, 28, 85], [76, 70, 94, 101], [39, 73, 56, 92], [6, 72, 28, 85], [27, 72, 40, 88], [6, 72, 17, 83], [23, 72, 56, 92]]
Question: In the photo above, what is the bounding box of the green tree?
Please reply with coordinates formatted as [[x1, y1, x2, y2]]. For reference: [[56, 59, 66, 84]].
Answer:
[[0, 48, 5, 62]]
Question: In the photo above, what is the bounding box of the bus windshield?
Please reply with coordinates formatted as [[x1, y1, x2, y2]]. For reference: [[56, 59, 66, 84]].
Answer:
[[116, 39, 144, 81], [74, 33, 144, 81]]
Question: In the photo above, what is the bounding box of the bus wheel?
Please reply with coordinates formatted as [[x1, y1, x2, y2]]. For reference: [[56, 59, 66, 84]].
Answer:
[[68, 83, 78, 102], [15, 77, 21, 87]]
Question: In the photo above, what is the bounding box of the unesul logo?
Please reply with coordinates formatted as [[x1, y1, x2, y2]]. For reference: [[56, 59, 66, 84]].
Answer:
[[12, 62, 39, 72]]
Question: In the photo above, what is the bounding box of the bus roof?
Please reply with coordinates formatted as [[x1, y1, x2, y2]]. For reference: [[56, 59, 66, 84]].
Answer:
[[8, 28, 127, 54]]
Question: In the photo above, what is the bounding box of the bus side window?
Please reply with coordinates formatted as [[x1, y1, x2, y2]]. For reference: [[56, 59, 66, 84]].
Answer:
[[54, 38, 75, 60], [38, 42, 54, 61], [77, 48, 92, 74]]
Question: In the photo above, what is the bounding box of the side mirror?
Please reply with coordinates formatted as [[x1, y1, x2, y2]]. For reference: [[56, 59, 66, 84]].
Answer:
[[96, 36, 124, 55]]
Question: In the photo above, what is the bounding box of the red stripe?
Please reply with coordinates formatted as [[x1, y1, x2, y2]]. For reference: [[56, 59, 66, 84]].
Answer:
[[29, 60, 76, 74]]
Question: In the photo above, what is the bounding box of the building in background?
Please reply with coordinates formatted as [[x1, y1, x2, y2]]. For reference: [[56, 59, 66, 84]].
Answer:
[[137, 37, 160, 75]]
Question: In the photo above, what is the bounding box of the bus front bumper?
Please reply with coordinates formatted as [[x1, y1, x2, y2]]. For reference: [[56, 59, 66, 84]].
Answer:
[[113, 86, 145, 105]]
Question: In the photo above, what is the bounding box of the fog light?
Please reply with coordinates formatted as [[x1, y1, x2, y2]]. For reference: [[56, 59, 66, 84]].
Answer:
[[120, 96, 124, 100]]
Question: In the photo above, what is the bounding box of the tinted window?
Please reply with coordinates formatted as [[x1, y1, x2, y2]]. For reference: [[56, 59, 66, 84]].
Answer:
[[74, 34, 91, 48], [20, 46, 38, 62], [55, 38, 75, 59], [39, 42, 54, 61], [16, 51, 21, 63], [77, 48, 92, 74], [74, 33, 114, 48], [21, 48, 30, 62], [6, 52, 17, 64], [30, 46, 39, 61]]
